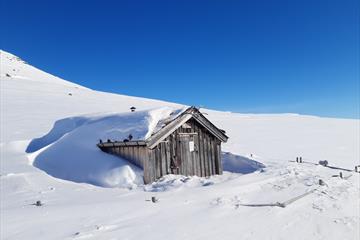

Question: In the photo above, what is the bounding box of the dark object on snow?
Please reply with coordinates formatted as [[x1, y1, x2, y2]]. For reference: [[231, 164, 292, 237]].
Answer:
[[151, 196, 158, 203], [68, 93, 72, 96], [107, 139, 111, 143], [123, 139, 129, 142], [319, 160, 328, 166], [339, 172, 343, 179], [318, 179, 325, 186], [97, 106, 229, 184], [355, 165, 360, 173], [35, 200, 42, 206], [99, 139, 103, 144], [128, 134, 133, 141], [6, 73, 11, 77], [296, 157, 303, 163], [130, 106, 136, 112]]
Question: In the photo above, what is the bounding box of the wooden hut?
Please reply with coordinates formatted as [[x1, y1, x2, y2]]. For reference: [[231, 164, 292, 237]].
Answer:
[[97, 106, 228, 184]]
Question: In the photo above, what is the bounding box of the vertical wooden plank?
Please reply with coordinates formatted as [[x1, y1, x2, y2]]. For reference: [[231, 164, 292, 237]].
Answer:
[[160, 143, 167, 177], [188, 136, 192, 176], [185, 136, 192, 176], [208, 138, 213, 175], [203, 132, 209, 176], [133, 147, 138, 166], [128, 147, 134, 163], [211, 138, 216, 175], [212, 137, 216, 175], [207, 134, 214, 176], [124, 147, 128, 160], [192, 121, 198, 176], [181, 136, 187, 175], [179, 136, 184, 175], [177, 133, 183, 175], [199, 127, 205, 177], [141, 147, 147, 168], [165, 138, 171, 174], [149, 149, 154, 183], [143, 148, 150, 184], [155, 146, 160, 179], [217, 141, 223, 174]]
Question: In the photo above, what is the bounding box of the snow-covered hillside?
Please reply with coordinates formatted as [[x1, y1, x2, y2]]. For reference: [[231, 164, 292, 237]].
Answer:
[[1, 50, 359, 240]]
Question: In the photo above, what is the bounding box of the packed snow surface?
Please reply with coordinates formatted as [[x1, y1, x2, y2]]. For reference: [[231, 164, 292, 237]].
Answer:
[[1, 50, 359, 240]]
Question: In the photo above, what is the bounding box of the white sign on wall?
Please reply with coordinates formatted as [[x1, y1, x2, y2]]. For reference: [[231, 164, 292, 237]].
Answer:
[[189, 141, 194, 152]]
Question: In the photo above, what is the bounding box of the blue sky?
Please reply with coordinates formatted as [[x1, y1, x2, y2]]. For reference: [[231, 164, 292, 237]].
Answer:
[[1, 0, 359, 118]]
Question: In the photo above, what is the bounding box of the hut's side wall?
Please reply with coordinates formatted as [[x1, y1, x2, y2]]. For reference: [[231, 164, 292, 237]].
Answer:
[[100, 145, 148, 169]]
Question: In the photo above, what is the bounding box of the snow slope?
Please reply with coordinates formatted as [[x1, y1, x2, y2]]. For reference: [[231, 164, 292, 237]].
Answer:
[[1, 50, 359, 240]]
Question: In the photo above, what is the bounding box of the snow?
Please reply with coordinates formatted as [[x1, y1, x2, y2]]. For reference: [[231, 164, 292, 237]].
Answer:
[[1, 49, 359, 240], [26, 108, 186, 188]]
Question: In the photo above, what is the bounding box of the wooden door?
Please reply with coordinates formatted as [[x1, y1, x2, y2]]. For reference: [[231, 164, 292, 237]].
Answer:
[[178, 135, 190, 175], [177, 134, 200, 176]]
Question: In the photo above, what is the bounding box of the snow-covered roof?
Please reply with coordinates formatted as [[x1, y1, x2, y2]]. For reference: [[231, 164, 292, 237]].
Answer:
[[97, 106, 229, 149]]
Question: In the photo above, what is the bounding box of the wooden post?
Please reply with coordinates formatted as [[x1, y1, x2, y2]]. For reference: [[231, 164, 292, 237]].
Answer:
[[296, 157, 298, 163], [299, 157, 302, 163]]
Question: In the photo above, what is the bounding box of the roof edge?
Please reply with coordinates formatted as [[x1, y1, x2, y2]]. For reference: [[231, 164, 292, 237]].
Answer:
[[146, 106, 228, 149]]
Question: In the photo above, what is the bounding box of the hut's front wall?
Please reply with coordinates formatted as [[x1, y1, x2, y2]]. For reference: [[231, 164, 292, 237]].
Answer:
[[145, 119, 222, 183]]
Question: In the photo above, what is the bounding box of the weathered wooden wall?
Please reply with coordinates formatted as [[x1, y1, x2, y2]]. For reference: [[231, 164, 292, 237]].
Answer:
[[145, 119, 222, 183], [100, 119, 223, 184], [101, 145, 148, 169]]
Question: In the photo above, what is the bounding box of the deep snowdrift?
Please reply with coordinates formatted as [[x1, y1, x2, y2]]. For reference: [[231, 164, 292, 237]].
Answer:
[[25, 108, 182, 187], [26, 108, 177, 187], [26, 107, 264, 188]]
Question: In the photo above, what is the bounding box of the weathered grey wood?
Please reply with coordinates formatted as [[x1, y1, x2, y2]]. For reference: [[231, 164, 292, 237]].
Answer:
[[207, 134, 212, 175], [199, 127, 205, 177], [191, 121, 198, 176], [143, 149, 150, 183], [147, 114, 193, 149], [210, 138, 214, 175], [160, 143, 166, 176], [178, 132, 198, 135], [186, 136, 192, 175], [217, 142, 223, 174], [193, 134, 199, 176], [148, 150, 156, 183], [165, 140, 171, 174], [98, 141, 146, 148], [203, 133, 209, 176], [180, 136, 186, 175]]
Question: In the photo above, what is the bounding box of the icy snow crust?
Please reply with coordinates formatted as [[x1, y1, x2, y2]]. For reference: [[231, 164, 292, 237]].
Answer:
[[1, 50, 359, 240]]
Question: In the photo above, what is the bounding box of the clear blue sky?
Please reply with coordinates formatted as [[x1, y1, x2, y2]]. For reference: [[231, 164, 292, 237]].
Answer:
[[1, 0, 359, 118]]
